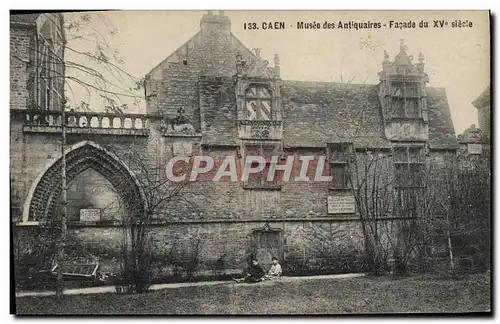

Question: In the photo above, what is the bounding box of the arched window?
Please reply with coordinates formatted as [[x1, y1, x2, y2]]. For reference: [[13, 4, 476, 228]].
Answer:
[[245, 85, 272, 120]]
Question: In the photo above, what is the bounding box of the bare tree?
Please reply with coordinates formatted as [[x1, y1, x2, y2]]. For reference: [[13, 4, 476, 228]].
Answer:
[[97, 132, 199, 293], [420, 150, 491, 276], [327, 77, 425, 275], [10, 12, 144, 112], [11, 12, 145, 298]]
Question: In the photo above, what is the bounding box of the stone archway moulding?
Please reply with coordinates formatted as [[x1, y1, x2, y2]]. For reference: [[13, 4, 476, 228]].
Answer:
[[20, 140, 147, 224]]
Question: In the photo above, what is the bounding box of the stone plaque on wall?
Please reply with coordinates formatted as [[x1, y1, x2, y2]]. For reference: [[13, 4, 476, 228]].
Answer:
[[80, 208, 101, 222], [467, 143, 483, 155], [328, 196, 356, 214], [173, 142, 193, 156]]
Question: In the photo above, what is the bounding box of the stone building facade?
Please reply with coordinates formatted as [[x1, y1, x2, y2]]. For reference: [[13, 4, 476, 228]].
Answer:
[[12, 12, 461, 278], [140, 11, 459, 273], [10, 12, 66, 221]]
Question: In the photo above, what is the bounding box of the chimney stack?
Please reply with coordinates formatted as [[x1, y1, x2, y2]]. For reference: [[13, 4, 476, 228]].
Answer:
[[200, 10, 231, 35]]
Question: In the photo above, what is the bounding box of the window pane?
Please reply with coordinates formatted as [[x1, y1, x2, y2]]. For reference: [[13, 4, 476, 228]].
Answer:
[[330, 144, 346, 162], [245, 86, 273, 120], [246, 100, 258, 120], [391, 82, 419, 97], [265, 162, 281, 183], [405, 99, 419, 118], [247, 161, 262, 181], [394, 147, 407, 163], [246, 87, 257, 96], [260, 99, 271, 120], [409, 164, 424, 187], [331, 164, 348, 188], [391, 98, 405, 117], [40, 79, 47, 110], [404, 83, 419, 97], [409, 147, 423, 163], [47, 83, 52, 111], [394, 164, 407, 187], [391, 83, 403, 96], [258, 87, 272, 99]]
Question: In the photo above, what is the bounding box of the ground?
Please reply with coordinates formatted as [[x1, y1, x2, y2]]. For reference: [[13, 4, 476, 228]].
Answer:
[[15, 274, 491, 315]]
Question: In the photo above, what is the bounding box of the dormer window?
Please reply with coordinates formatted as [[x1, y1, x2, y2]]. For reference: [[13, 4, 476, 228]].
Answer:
[[379, 40, 428, 124], [390, 82, 420, 118], [245, 86, 272, 120]]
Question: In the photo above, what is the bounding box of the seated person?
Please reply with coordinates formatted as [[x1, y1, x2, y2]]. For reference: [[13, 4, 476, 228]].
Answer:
[[233, 258, 265, 283], [264, 257, 282, 279]]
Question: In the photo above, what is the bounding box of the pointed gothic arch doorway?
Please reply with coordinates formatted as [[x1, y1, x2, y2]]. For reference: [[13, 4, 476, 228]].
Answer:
[[22, 140, 146, 223], [251, 223, 284, 270]]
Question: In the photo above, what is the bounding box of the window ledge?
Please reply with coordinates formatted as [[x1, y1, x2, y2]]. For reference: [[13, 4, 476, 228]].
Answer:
[[394, 186, 425, 189], [16, 221, 40, 226], [68, 220, 123, 227], [328, 186, 353, 191], [242, 183, 282, 190], [390, 117, 427, 122]]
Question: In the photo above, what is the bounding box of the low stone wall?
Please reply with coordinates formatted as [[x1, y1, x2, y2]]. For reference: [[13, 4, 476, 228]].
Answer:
[[14, 220, 367, 280]]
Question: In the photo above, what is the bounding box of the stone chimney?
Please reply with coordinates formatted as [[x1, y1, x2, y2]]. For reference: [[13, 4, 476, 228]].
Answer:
[[200, 10, 231, 36]]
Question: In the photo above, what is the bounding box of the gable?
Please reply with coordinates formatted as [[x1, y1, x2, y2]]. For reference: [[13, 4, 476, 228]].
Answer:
[[146, 32, 257, 80]]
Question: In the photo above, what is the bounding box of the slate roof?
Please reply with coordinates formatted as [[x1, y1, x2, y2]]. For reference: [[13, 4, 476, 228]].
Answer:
[[472, 86, 491, 109], [281, 81, 390, 149], [426, 87, 460, 150], [198, 78, 459, 150]]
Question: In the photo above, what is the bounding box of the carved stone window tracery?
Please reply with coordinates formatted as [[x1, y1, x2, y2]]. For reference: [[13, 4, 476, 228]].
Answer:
[[245, 85, 273, 120]]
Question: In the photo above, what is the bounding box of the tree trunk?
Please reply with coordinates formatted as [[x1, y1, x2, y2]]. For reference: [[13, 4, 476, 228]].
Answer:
[[55, 107, 67, 299], [445, 213, 455, 274]]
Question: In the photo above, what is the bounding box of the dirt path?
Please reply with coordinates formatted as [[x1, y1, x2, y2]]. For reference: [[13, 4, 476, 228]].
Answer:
[[16, 273, 367, 298]]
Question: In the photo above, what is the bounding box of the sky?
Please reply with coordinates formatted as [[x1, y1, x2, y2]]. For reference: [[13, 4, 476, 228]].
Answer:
[[64, 10, 490, 134]]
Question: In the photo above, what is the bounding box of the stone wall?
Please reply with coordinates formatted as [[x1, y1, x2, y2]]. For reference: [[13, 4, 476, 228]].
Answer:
[[478, 105, 491, 137], [10, 25, 35, 110], [15, 219, 366, 276], [10, 124, 62, 221], [11, 116, 457, 276], [154, 144, 349, 221]]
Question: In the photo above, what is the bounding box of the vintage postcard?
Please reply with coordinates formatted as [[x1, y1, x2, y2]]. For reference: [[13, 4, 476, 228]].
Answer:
[[11, 10, 491, 315]]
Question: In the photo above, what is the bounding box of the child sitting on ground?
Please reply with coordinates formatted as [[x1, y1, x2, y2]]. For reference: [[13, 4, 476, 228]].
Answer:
[[233, 258, 265, 283], [264, 257, 282, 280]]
